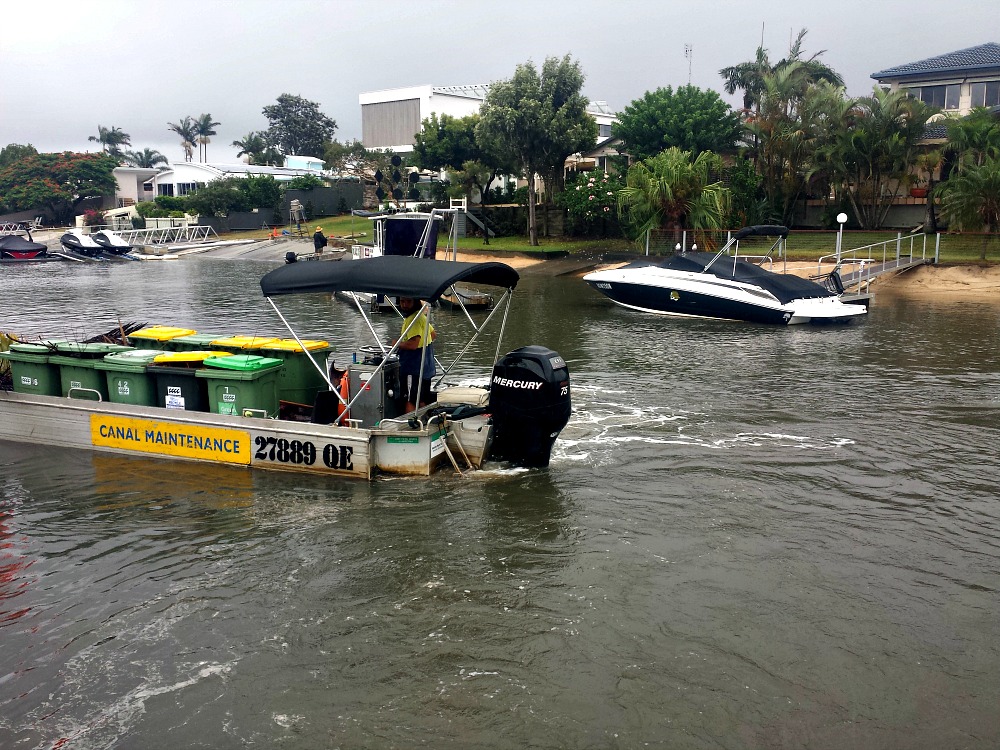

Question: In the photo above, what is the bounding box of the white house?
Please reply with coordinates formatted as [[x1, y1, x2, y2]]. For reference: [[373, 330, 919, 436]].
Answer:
[[359, 83, 616, 153], [130, 160, 327, 199]]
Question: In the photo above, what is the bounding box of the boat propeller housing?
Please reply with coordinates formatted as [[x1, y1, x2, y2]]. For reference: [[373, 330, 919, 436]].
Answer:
[[487, 345, 571, 468]]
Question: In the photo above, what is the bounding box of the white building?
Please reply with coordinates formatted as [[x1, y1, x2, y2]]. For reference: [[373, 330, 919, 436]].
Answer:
[[146, 162, 324, 200], [359, 83, 616, 153]]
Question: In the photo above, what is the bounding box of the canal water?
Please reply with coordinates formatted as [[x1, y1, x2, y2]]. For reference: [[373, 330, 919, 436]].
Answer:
[[1, 258, 998, 749]]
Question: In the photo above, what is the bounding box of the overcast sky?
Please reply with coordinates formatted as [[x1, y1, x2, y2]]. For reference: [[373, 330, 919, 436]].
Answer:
[[0, 0, 991, 164]]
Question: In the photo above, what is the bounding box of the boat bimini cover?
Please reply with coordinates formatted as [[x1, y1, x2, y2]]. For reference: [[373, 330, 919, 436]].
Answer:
[[647, 252, 834, 304], [260, 255, 519, 301]]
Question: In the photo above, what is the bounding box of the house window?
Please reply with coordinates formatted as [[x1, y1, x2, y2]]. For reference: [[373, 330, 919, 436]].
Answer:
[[158, 184, 174, 197], [142, 181, 154, 192], [599, 123, 613, 138], [912, 84, 960, 110], [970, 81, 1000, 108], [177, 182, 198, 196]]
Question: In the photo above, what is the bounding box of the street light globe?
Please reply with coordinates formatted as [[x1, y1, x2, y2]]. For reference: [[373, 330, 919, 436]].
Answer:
[[836, 212, 848, 224]]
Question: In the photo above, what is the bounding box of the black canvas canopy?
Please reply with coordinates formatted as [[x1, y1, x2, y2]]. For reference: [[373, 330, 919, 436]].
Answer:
[[260, 256, 519, 301], [647, 252, 833, 304], [0, 235, 47, 252]]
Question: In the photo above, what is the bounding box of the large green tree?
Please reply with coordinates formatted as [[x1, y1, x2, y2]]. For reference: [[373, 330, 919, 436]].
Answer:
[[0, 152, 118, 224], [0, 143, 38, 170], [613, 86, 741, 160], [616, 147, 730, 240], [263, 94, 337, 157], [412, 113, 515, 205], [476, 55, 597, 245]]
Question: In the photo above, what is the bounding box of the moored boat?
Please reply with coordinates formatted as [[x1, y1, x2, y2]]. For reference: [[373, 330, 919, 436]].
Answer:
[[343, 209, 494, 313], [0, 234, 60, 263], [583, 225, 867, 325]]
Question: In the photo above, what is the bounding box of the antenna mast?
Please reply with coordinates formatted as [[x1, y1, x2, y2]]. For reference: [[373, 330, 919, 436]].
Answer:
[[684, 44, 692, 86]]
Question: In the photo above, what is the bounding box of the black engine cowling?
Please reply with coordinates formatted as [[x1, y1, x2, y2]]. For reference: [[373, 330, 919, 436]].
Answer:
[[487, 345, 571, 468]]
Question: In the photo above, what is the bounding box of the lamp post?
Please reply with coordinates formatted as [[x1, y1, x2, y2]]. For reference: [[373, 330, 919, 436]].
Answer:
[[836, 212, 848, 265]]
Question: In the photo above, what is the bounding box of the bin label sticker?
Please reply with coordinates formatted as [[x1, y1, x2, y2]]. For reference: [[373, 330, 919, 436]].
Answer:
[[91, 415, 250, 464], [167, 386, 182, 395], [165, 395, 185, 409], [116, 380, 130, 396], [20, 376, 34, 386]]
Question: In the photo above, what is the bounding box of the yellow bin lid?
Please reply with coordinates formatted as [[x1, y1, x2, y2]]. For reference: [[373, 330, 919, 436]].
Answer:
[[262, 339, 330, 352], [152, 350, 234, 363], [129, 326, 197, 341], [210, 336, 280, 350]]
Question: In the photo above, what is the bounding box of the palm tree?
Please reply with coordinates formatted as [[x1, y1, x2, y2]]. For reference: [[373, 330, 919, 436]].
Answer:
[[943, 107, 1000, 171], [720, 29, 843, 113], [194, 113, 221, 162], [232, 131, 267, 163], [88, 125, 131, 157], [617, 147, 730, 242], [232, 131, 282, 166], [937, 156, 1000, 259], [167, 116, 198, 163], [122, 148, 168, 169]]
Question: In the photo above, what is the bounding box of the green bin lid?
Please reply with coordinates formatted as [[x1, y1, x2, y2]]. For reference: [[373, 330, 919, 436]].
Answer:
[[102, 349, 167, 364], [203, 354, 284, 372], [9, 342, 55, 354]]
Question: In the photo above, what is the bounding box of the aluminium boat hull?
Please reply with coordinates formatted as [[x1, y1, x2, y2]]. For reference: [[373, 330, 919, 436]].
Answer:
[[0, 389, 457, 479]]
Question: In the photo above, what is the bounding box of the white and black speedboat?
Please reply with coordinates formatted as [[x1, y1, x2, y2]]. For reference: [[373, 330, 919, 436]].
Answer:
[[584, 225, 867, 325]]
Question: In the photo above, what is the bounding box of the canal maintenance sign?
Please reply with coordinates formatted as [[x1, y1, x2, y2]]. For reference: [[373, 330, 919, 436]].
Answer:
[[90, 415, 251, 464]]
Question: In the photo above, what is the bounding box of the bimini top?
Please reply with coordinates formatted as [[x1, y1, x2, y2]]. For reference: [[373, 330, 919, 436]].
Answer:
[[260, 256, 520, 300]]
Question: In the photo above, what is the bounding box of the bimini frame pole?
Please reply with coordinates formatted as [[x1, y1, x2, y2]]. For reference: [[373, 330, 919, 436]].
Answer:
[[266, 296, 334, 390], [432, 287, 513, 389]]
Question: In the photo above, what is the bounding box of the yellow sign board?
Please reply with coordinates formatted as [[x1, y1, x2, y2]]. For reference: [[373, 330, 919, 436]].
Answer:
[[90, 415, 251, 465]]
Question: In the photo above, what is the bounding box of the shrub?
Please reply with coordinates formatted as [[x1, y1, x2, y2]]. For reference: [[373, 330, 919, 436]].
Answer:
[[83, 208, 105, 227], [556, 171, 625, 237]]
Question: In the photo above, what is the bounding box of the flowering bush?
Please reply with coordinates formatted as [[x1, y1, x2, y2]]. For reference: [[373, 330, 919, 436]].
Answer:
[[557, 171, 625, 237], [82, 208, 105, 227]]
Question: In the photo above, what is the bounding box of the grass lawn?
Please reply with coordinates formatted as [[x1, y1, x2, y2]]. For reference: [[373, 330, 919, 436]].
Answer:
[[225, 215, 998, 265]]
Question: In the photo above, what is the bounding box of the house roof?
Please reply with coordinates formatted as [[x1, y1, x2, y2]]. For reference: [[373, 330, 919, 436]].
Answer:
[[872, 42, 1000, 82]]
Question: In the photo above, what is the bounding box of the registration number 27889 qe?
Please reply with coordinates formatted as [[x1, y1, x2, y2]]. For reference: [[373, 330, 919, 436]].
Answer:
[[253, 435, 354, 470]]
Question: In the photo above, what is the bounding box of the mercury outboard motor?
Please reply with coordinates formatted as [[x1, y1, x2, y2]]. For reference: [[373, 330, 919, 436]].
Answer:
[[487, 345, 571, 468]]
